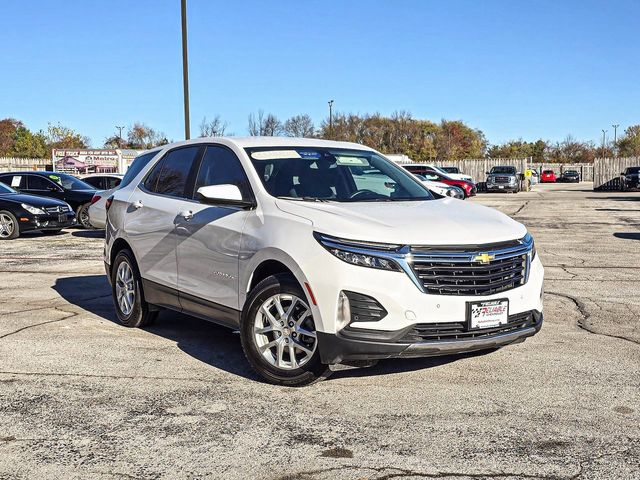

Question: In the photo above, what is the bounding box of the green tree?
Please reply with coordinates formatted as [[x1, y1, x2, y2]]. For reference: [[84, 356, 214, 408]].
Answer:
[[0, 118, 22, 156], [12, 127, 48, 158], [46, 122, 90, 149], [618, 125, 640, 157]]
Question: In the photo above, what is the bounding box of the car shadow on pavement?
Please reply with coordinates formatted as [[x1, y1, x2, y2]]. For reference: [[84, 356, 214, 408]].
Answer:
[[614, 232, 640, 241], [52, 275, 258, 381], [53, 275, 477, 383], [71, 230, 105, 239]]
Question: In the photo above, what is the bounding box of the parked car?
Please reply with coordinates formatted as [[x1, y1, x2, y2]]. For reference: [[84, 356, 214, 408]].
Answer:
[[104, 138, 544, 386], [0, 171, 97, 228], [428, 164, 474, 183], [559, 170, 580, 183], [81, 173, 124, 191], [414, 174, 465, 199], [0, 181, 75, 240], [402, 164, 476, 198], [485, 166, 520, 193], [620, 166, 640, 191], [540, 170, 556, 183]]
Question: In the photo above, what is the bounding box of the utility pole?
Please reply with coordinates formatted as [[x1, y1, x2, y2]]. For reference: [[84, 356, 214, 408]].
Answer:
[[115, 125, 125, 147], [612, 124, 619, 157], [328, 100, 334, 139], [601, 129, 607, 158], [181, 0, 191, 140]]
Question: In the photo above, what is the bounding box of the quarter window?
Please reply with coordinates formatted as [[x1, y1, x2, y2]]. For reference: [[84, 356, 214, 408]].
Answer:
[[194, 146, 252, 200]]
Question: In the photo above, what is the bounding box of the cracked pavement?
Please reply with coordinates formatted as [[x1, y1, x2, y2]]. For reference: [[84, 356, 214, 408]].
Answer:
[[1, 183, 639, 479]]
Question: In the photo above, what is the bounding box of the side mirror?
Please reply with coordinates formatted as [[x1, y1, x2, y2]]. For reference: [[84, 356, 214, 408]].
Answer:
[[485, 171, 490, 175], [196, 184, 255, 209]]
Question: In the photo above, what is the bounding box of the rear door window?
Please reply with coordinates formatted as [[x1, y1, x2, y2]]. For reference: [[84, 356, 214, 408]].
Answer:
[[144, 146, 201, 198]]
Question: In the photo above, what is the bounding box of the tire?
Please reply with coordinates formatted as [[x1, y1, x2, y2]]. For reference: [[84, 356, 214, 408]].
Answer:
[[111, 249, 157, 328], [76, 203, 93, 229], [40, 229, 62, 235], [240, 274, 330, 386], [0, 210, 19, 240]]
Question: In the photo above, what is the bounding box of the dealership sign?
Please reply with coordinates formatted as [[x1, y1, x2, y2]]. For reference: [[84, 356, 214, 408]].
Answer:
[[52, 149, 144, 173]]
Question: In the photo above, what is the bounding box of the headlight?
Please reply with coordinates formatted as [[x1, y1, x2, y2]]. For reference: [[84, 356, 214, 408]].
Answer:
[[315, 233, 402, 271], [327, 247, 400, 270], [523, 232, 536, 260], [21, 203, 46, 215]]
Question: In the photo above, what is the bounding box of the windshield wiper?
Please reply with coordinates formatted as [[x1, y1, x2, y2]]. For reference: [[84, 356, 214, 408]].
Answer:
[[277, 196, 331, 203]]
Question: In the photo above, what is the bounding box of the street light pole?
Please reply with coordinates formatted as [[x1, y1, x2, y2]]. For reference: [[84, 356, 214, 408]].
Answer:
[[612, 124, 619, 157], [328, 100, 334, 139], [181, 0, 191, 140], [115, 125, 125, 147], [601, 129, 607, 158]]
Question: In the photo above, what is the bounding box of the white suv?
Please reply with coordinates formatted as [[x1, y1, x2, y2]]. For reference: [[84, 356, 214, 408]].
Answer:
[[104, 138, 544, 386]]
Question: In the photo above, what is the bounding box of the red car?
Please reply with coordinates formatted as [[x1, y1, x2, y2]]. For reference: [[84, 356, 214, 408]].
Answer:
[[540, 170, 556, 183], [403, 165, 476, 198]]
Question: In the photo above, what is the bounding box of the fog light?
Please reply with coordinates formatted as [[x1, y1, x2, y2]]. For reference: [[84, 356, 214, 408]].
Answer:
[[336, 291, 351, 332]]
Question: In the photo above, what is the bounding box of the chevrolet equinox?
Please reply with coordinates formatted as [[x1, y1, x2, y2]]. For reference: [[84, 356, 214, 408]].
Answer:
[[105, 138, 544, 386]]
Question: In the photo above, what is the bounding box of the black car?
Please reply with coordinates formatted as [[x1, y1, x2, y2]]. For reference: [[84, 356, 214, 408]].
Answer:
[[0, 181, 75, 240], [0, 171, 96, 228], [441, 166, 460, 174], [559, 170, 580, 183], [621, 167, 640, 191], [81, 174, 124, 190]]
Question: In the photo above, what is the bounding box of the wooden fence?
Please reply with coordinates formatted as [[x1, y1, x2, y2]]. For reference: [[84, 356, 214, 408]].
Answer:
[[0, 157, 51, 172], [430, 158, 529, 184], [593, 157, 640, 190]]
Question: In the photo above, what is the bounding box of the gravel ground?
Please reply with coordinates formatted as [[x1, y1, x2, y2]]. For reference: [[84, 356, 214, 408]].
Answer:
[[0, 182, 639, 479]]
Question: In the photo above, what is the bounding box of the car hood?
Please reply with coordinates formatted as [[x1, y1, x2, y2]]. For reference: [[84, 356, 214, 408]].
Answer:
[[0, 193, 69, 207], [448, 173, 473, 182], [275, 198, 527, 245]]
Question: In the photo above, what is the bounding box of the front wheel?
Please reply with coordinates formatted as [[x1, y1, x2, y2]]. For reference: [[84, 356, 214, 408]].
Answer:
[[0, 211, 19, 240], [240, 274, 330, 386]]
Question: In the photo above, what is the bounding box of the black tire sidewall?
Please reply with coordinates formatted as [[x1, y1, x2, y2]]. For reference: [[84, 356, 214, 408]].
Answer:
[[111, 249, 152, 328], [240, 274, 327, 386], [0, 210, 19, 240]]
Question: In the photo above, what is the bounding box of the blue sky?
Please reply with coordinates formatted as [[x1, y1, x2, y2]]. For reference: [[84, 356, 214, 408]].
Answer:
[[1, 0, 638, 147]]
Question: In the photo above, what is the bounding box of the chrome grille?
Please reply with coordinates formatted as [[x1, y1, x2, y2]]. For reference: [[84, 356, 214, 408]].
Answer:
[[410, 241, 530, 296], [494, 176, 511, 183], [45, 206, 70, 214]]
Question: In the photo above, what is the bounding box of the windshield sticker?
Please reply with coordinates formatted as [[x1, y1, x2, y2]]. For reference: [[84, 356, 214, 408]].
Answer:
[[336, 156, 369, 166], [298, 151, 321, 159], [10, 176, 21, 187], [251, 150, 301, 160], [48, 175, 62, 184]]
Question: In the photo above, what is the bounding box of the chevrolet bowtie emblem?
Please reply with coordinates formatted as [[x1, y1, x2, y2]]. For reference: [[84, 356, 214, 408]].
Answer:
[[473, 253, 494, 264]]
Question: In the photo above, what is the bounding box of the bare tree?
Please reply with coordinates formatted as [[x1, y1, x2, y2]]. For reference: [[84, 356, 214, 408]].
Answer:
[[248, 110, 282, 136], [283, 114, 315, 137], [199, 115, 228, 137]]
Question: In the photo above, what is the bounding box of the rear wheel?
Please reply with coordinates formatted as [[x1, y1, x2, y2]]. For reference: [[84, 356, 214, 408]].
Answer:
[[240, 274, 330, 386], [111, 249, 157, 327], [76, 203, 92, 229], [0, 211, 19, 240]]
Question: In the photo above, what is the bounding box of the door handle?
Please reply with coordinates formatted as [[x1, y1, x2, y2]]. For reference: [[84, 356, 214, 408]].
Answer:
[[132, 200, 143, 210], [179, 210, 193, 221]]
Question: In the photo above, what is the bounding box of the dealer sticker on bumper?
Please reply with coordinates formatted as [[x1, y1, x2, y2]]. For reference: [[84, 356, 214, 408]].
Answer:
[[469, 299, 509, 329]]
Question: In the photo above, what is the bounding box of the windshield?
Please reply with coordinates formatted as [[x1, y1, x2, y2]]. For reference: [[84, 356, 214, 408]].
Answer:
[[626, 167, 640, 174], [0, 182, 17, 194], [48, 173, 93, 190], [247, 147, 433, 202], [441, 167, 459, 173], [490, 166, 516, 174]]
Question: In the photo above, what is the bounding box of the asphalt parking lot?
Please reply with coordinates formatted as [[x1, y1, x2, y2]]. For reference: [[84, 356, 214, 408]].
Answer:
[[1, 182, 639, 480]]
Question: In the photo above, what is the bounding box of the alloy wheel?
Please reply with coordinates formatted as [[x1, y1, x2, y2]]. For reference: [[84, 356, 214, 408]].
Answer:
[[115, 261, 135, 316], [253, 294, 317, 370], [0, 213, 15, 238]]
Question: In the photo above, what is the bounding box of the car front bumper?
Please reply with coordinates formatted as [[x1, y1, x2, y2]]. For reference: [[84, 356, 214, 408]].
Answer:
[[486, 184, 518, 192], [318, 310, 543, 364], [19, 212, 76, 231]]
